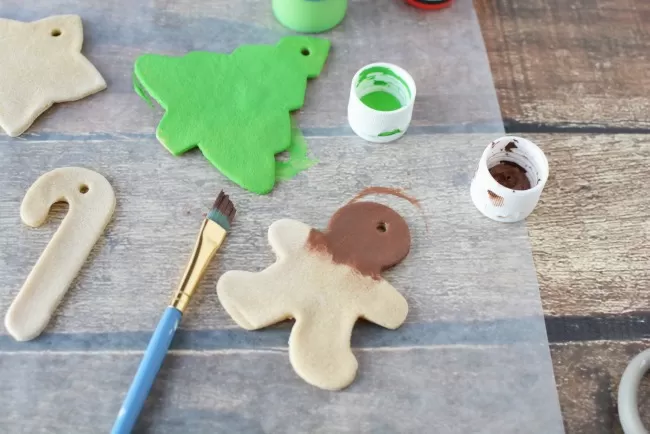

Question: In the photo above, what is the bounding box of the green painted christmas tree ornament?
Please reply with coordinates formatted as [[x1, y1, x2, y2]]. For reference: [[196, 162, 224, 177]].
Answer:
[[133, 36, 330, 195]]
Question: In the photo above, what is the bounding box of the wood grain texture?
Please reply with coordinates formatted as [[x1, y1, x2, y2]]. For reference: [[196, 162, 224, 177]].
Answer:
[[522, 134, 650, 316], [0, 345, 562, 433], [0, 133, 563, 432], [8, 1, 647, 432], [551, 340, 650, 434], [0, 134, 549, 332], [0, 2, 565, 429], [0, 0, 502, 137], [475, 0, 650, 128]]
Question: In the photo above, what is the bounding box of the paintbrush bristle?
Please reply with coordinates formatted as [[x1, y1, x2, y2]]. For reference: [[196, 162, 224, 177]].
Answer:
[[207, 190, 236, 230]]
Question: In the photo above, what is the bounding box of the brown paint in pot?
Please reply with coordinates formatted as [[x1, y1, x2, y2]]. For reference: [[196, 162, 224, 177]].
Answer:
[[489, 161, 531, 190], [470, 136, 549, 223], [307, 201, 411, 280]]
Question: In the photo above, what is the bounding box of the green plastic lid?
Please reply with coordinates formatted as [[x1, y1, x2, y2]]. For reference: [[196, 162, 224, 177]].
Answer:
[[272, 0, 348, 33]]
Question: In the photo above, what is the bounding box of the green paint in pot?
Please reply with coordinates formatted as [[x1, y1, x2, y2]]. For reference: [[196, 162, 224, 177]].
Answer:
[[361, 91, 403, 112], [354, 65, 413, 113]]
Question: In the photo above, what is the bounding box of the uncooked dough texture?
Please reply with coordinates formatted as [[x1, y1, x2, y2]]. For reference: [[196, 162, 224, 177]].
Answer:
[[217, 203, 411, 390], [0, 15, 106, 137], [4, 167, 115, 341]]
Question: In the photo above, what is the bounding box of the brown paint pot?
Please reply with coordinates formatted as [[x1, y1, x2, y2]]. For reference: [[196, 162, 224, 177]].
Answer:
[[470, 136, 549, 222]]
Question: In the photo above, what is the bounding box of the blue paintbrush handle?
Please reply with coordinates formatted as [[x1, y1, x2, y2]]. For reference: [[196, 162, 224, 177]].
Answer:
[[111, 306, 182, 434]]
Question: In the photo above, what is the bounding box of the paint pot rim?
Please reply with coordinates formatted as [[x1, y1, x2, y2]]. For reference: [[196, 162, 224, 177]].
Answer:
[[350, 62, 417, 115], [479, 136, 549, 195]]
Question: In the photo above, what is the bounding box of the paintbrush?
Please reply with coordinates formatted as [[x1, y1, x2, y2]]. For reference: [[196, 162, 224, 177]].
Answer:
[[111, 191, 236, 434]]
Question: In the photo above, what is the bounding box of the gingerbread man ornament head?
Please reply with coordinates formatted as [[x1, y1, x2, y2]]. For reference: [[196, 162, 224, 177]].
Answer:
[[217, 199, 412, 390], [308, 201, 411, 280]]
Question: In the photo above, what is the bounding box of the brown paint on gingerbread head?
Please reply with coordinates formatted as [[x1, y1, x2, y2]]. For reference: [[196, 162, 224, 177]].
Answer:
[[307, 201, 411, 280]]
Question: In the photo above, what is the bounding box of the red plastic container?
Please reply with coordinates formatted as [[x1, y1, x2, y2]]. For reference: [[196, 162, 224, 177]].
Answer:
[[404, 0, 453, 10]]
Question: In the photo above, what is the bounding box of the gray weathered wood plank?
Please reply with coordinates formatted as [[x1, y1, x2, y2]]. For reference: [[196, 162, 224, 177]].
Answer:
[[0, 134, 551, 332], [0, 132, 562, 432], [0, 0, 502, 137], [0, 0, 566, 431], [525, 134, 650, 316], [0, 345, 562, 433]]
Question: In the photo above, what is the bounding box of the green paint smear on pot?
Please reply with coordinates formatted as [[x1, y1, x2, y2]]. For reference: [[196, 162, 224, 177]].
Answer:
[[357, 66, 412, 98], [378, 128, 402, 137], [275, 124, 317, 181], [132, 36, 331, 195], [361, 91, 403, 112]]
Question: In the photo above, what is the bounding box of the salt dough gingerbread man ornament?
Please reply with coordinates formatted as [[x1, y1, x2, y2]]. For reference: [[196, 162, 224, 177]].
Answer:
[[217, 201, 410, 390], [133, 36, 330, 195], [0, 15, 106, 137]]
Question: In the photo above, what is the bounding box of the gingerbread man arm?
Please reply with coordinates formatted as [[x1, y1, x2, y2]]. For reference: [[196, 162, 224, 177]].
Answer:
[[217, 269, 293, 330], [268, 218, 312, 259], [216, 219, 311, 330], [360, 280, 409, 329]]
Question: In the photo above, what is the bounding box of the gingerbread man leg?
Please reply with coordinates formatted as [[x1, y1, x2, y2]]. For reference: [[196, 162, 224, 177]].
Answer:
[[289, 311, 359, 391]]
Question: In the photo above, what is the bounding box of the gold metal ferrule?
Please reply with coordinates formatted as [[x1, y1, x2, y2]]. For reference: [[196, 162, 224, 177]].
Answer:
[[169, 219, 227, 313]]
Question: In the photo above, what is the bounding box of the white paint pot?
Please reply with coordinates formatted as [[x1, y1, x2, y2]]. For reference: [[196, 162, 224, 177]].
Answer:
[[470, 136, 549, 223], [347, 62, 416, 143]]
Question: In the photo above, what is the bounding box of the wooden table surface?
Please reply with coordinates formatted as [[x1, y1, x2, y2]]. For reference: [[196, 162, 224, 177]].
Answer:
[[476, 0, 650, 432], [0, 1, 646, 431], [0, 2, 566, 432]]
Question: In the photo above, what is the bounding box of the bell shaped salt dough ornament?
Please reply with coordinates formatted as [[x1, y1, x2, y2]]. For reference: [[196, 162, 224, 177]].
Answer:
[[0, 15, 106, 137], [133, 36, 331, 195], [217, 201, 411, 390]]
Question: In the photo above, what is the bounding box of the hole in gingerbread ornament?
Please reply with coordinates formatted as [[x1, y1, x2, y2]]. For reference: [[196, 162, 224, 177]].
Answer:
[[79, 185, 89, 194], [51, 29, 62, 37], [376, 222, 387, 233]]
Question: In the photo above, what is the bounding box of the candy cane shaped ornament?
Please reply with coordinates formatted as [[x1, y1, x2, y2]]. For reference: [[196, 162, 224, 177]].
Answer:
[[4, 167, 115, 341]]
